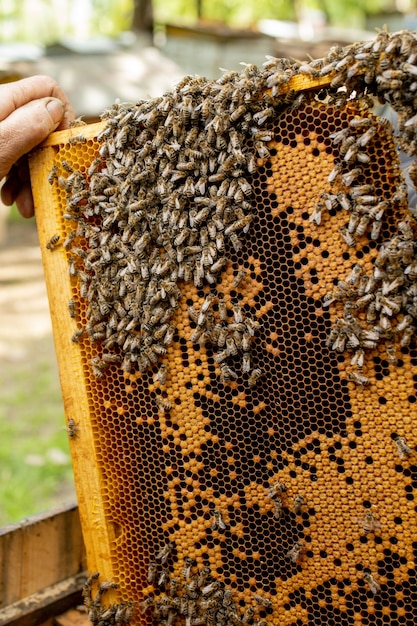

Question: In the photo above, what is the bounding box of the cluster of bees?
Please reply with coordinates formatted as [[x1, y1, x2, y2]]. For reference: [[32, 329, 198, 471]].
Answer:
[[56, 28, 417, 386], [82, 572, 133, 625], [142, 548, 269, 626], [324, 216, 417, 380], [272, 30, 417, 381], [302, 29, 417, 379], [188, 290, 263, 384], [58, 62, 273, 381]]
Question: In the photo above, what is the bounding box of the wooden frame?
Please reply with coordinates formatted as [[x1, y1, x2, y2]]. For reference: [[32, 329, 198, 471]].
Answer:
[[0, 503, 86, 625]]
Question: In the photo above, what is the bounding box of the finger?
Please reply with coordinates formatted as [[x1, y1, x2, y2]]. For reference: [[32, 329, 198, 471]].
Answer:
[[1, 166, 35, 218], [0, 97, 66, 180], [0, 75, 74, 128], [1, 169, 20, 206], [14, 184, 34, 219]]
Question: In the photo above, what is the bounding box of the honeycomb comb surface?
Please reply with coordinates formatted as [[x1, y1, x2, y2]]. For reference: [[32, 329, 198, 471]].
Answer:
[[29, 35, 417, 626]]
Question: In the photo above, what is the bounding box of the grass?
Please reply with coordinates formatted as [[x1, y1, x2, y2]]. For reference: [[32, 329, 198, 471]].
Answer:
[[0, 337, 76, 525], [0, 216, 76, 525]]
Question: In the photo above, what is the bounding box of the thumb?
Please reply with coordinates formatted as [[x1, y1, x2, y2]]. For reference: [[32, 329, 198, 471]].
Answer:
[[45, 97, 66, 129], [0, 97, 65, 180]]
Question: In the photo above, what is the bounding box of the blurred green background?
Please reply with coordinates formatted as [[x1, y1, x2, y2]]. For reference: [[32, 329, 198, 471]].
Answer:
[[0, 0, 415, 42]]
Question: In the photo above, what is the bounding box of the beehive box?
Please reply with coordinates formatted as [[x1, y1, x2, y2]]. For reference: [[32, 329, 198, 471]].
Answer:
[[29, 29, 417, 626]]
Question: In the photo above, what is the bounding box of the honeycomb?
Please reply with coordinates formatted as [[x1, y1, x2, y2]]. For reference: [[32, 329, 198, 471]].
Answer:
[[29, 29, 417, 626]]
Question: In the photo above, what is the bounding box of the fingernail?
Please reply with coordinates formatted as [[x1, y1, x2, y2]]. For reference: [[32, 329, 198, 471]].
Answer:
[[46, 98, 65, 125]]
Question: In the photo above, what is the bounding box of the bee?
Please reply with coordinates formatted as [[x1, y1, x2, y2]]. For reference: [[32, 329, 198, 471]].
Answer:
[[363, 572, 381, 595], [134, 231, 151, 256], [341, 167, 362, 186], [293, 494, 304, 514], [67, 418, 79, 439], [254, 594, 272, 609], [350, 348, 365, 369], [226, 335, 238, 357], [215, 231, 225, 253], [214, 349, 229, 364], [254, 141, 270, 159], [237, 177, 252, 198], [158, 568, 170, 588], [102, 353, 121, 365], [115, 602, 134, 624], [71, 328, 84, 343], [140, 596, 155, 614], [61, 159, 74, 173], [47, 165, 59, 184], [163, 325, 176, 346], [147, 561, 157, 583], [224, 214, 253, 236], [217, 298, 228, 322], [273, 498, 283, 520], [354, 214, 370, 237], [357, 126, 377, 147], [241, 351, 251, 373], [63, 231, 76, 249], [242, 607, 255, 623], [347, 211, 361, 235], [68, 299, 76, 318], [155, 396, 172, 413], [394, 436, 412, 459], [182, 556, 196, 580], [361, 510, 381, 535], [370, 219, 382, 240], [211, 509, 227, 531], [153, 364, 167, 385], [156, 542, 174, 565], [328, 162, 342, 183], [392, 182, 408, 206], [340, 226, 355, 247], [230, 104, 247, 122], [268, 482, 287, 498], [248, 368, 264, 387], [68, 257, 77, 277], [232, 303, 243, 324], [286, 540, 304, 563], [201, 580, 221, 596], [220, 363, 238, 382], [396, 315, 413, 333], [349, 116, 373, 129], [346, 263, 362, 285], [348, 371, 369, 386], [168, 577, 179, 598], [46, 234, 61, 250], [88, 157, 102, 177], [232, 269, 247, 288], [309, 202, 323, 225], [69, 133, 87, 144], [82, 571, 100, 608], [400, 325, 414, 348]]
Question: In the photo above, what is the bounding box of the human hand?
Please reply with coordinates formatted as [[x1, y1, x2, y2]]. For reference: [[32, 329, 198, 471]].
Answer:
[[0, 75, 74, 218]]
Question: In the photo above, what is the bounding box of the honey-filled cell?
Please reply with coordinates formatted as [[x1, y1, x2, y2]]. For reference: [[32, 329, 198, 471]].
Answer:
[[30, 29, 417, 626]]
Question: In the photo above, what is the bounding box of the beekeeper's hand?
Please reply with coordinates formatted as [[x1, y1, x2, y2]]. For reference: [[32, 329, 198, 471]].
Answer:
[[0, 75, 74, 217]]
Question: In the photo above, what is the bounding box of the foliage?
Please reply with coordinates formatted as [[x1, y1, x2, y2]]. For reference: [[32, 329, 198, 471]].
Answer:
[[153, 0, 399, 28], [153, 0, 297, 26], [0, 0, 133, 44], [0, 0, 404, 45], [0, 334, 75, 525]]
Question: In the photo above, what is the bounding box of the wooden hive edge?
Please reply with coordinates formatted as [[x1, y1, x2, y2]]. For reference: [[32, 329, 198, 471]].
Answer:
[[28, 145, 117, 590]]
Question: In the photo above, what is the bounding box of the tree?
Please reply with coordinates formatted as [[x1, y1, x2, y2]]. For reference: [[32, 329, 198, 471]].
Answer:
[[131, 0, 153, 33]]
